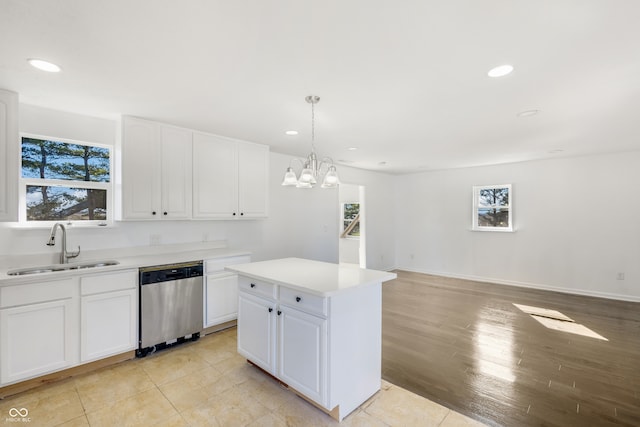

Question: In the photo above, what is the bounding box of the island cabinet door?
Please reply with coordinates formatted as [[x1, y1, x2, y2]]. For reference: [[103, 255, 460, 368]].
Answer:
[[277, 306, 327, 407], [237, 292, 276, 374]]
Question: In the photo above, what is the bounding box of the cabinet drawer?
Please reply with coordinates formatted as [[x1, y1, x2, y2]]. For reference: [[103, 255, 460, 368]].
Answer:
[[81, 270, 137, 296], [1, 278, 77, 308], [239, 276, 276, 300], [206, 255, 250, 274], [279, 286, 327, 317]]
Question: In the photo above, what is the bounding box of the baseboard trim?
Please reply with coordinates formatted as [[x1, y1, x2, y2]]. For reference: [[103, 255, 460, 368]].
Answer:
[[0, 351, 135, 399], [396, 266, 640, 302], [203, 320, 237, 336]]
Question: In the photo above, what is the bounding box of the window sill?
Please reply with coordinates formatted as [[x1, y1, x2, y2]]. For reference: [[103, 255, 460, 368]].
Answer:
[[7, 221, 113, 230], [471, 227, 515, 233]]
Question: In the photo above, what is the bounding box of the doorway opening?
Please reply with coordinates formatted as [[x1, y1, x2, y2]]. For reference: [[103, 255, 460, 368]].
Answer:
[[338, 184, 366, 268]]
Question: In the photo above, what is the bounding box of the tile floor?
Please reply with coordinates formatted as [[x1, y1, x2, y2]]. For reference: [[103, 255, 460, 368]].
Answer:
[[0, 328, 486, 426]]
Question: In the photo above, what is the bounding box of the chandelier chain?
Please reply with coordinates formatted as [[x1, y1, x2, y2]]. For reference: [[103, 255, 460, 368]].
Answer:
[[311, 98, 316, 153]]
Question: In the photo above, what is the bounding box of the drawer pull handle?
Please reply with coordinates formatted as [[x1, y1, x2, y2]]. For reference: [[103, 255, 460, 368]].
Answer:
[[277, 310, 282, 316], [295, 296, 302, 302], [268, 307, 273, 313], [250, 283, 256, 288]]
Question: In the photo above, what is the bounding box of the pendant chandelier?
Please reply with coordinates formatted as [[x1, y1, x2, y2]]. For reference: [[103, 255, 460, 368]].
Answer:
[[281, 95, 340, 189]]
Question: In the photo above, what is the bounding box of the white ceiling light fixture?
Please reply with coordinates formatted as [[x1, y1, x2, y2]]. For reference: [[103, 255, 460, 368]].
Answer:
[[282, 95, 340, 189], [27, 58, 61, 72], [488, 64, 514, 77], [285, 130, 298, 136]]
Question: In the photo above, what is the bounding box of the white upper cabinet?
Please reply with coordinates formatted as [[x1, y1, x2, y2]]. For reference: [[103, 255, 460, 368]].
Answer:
[[238, 141, 269, 218], [160, 126, 192, 219], [193, 132, 269, 219], [192, 133, 238, 218], [121, 116, 192, 220], [0, 89, 18, 222]]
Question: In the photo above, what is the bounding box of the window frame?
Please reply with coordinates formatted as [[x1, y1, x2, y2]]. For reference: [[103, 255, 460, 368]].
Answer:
[[18, 133, 114, 227], [472, 184, 513, 232]]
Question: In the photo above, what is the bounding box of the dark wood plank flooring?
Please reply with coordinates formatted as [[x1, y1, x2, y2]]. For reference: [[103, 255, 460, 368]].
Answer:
[[381, 271, 640, 427]]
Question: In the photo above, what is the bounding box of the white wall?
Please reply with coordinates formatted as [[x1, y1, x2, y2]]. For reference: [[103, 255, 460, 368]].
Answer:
[[395, 152, 640, 301], [6, 104, 639, 301], [1, 105, 396, 271]]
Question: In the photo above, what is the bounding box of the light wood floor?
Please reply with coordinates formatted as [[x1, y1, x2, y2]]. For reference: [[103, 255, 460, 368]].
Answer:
[[381, 271, 640, 427]]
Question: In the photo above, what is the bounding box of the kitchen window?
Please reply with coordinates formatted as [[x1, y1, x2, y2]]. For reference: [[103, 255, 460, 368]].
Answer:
[[472, 184, 513, 232], [19, 135, 112, 225]]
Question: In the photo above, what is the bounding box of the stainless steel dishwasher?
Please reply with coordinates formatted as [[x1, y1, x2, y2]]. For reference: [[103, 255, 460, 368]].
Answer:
[[137, 261, 203, 357]]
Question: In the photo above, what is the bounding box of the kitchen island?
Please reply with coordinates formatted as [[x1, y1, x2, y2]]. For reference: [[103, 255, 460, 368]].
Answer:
[[226, 258, 396, 421]]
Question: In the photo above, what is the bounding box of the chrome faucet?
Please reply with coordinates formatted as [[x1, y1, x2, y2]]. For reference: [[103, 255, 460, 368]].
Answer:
[[46, 223, 80, 264]]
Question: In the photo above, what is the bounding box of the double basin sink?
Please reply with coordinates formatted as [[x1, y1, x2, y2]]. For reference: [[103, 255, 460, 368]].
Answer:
[[7, 260, 120, 276]]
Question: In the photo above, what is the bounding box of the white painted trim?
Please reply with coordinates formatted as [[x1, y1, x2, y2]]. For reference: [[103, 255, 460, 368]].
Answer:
[[395, 266, 640, 303]]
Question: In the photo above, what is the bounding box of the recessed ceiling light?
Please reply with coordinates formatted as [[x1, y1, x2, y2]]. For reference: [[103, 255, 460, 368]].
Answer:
[[285, 130, 298, 136], [488, 64, 513, 78], [347, 147, 358, 151], [517, 109, 540, 118], [28, 58, 61, 72]]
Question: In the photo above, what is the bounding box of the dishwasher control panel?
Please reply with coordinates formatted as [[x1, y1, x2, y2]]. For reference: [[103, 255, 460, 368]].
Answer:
[[139, 261, 203, 285]]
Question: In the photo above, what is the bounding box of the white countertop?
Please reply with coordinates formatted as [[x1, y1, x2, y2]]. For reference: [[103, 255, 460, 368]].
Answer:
[[0, 243, 251, 287], [226, 257, 397, 297]]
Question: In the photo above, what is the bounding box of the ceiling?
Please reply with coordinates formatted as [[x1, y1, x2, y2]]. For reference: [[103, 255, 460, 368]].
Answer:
[[2, 1, 640, 174]]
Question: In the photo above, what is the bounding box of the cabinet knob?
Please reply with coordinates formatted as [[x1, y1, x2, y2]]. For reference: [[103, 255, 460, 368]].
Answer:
[[295, 296, 302, 302], [163, 212, 168, 216], [277, 310, 282, 316], [152, 211, 157, 215], [233, 212, 236, 216], [250, 283, 256, 288], [268, 307, 273, 313], [240, 212, 244, 216]]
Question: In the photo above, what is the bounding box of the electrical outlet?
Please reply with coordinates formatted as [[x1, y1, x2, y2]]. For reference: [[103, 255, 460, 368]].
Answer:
[[616, 272, 625, 280]]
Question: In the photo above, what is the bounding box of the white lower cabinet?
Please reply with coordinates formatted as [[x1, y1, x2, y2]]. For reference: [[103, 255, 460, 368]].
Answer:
[[237, 292, 276, 373], [0, 278, 79, 385], [80, 270, 137, 362], [203, 255, 250, 328], [278, 305, 327, 405], [0, 269, 138, 386], [237, 278, 329, 409], [237, 275, 382, 421], [205, 273, 239, 327]]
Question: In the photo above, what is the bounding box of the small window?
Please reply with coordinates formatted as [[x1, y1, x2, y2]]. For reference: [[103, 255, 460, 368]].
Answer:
[[472, 184, 512, 232], [20, 135, 112, 224], [340, 203, 360, 238]]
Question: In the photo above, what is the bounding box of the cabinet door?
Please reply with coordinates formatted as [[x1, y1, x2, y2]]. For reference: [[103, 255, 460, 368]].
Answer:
[[0, 89, 18, 222], [81, 289, 137, 362], [237, 292, 276, 374], [205, 273, 239, 327], [160, 126, 192, 219], [1, 299, 78, 384], [192, 132, 238, 218], [278, 306, 327, 405], [238, 142, 269, 218], [121, 117, 161, 219]]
